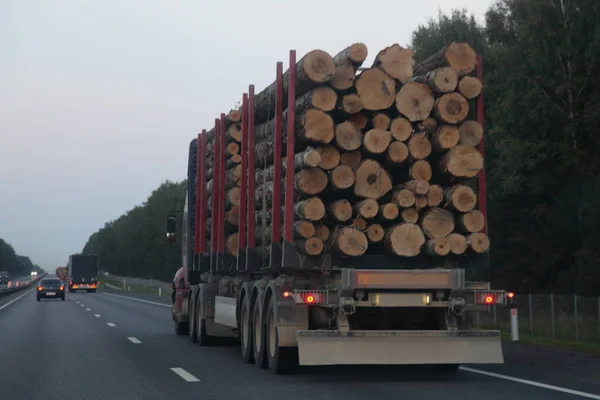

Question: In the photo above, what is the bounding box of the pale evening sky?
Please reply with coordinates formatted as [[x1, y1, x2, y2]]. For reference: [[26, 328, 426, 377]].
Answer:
[[0, 0, 494, 269]]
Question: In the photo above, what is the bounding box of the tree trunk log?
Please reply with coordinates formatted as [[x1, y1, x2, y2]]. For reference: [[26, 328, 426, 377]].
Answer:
[[337, 94, 364, 115], [254, 108, 334, 145], [384, 223, 425, 257], [294, 167, 329, 196], [391, 188, 416, 208], [295, 87, 338, 114], [427, 184, 444, 207], [292, 220, 316, 239], [445, 185, 477, 212], [340, 149, 362, 171], [432, 125, 460, 152], [225, 142, 239, 156], [434, 92, 469, 124], [315, 145, 340, 170], [315, 224, 330, 241], [416, 117, 438, 134], [327, 199, 353, 222], [225, 233, 238, 258], [404, 179, 430, 195], [363, 129, 391, 155], [226, 187, 241, 208], [440, 145, 483, 178], [335, 121, 362, 151], [409, 159, 432, 181], [294, 197, 326, 221], [366, 224, 384, 243], [255, 147, 322, 183], [458, 76, 482, 99], [379, 203, 399, 221], [458, 120, 483, 147], [390, 117, 413, 141], [386, 141, 409, 164], [411, 67, 458, 93], [407, 132, 432, 160], [296, 238, 324, 256], [447, 233, 468, 255], [420, 207, 455, 239], [331, 226, 368, 257], [400, 208, 419, 223], [329, 165, 355, 191], [369, 113, 391, 130], [355, 68, 396, 111], [395, 82, 434, 122], [349, 112, 368, 130], [415, 195, 428, 210], [456, 210, 485, 233], [424, 237, 451, 256], [226, 124, 242, 142], [354, 159, 393, 199], [372, 44, 414, 83], [226, 154, 242, 168], [467, 232, 490, 253], [413, 42, 477, 77], [330, 43, 369, 91], [354, 199, 379, 219], [350, 217, 368, 230]]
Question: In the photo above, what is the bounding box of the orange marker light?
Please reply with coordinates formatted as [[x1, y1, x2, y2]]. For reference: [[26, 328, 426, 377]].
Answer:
[[484, 295, 494, 304], [283, 291, 290, 298], [306, 295, 315, 304], [507, 292, 514, 299]]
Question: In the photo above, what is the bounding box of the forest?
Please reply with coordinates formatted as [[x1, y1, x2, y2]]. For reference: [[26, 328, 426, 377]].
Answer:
[[82, 0, 600, 295], [0, 238, 43, 277]]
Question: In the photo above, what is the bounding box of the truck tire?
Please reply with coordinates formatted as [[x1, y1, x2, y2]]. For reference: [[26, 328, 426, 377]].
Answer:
[[189, 297, 198, 343], [252, 297, 267, 368], [265, 295, 298, 374], [239, 295, 254, 363], [195, 292, 217, 346]]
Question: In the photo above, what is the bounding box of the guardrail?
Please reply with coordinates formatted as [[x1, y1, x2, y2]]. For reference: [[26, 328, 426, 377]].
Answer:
[[0, 274, 46, 297], [99, 272, 171, 297]]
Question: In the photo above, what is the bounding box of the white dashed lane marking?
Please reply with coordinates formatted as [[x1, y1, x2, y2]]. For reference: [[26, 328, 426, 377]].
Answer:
[[170, 368, 201, 382], [127, 337, 142, 344], [107, 322, 116, 327]]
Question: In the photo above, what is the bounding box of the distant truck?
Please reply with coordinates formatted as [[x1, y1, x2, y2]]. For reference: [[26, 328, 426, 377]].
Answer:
[[55, 267, 68, 282], [0, 271, 10, 285], [67, 254, 99, 292]]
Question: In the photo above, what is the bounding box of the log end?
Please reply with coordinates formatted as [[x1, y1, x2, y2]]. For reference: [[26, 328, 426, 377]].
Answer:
[[329, 199, 353, 222], [468, 232, 490, 253], [409, 159, 433, 181], [420, 207, 454, 239], [302, 49, 336, 83], [407, 132, 432, 160], [348, 42, 369, 64], [354, 159, 393, 199], [417, 117, 438, 134], [366, 224, 385, 243], [435, 92, 469, 124], [330, 165, 356, 190], [334, 226, 369, 257], [315, 145, 339, 170], [426, 184, 444, 207], [405, 179, 430, 196], [315, 224, 330, 241], [460, 209, 486, 233], [385, 223, 425, 257], [386, 141, 409, 164], [340, 150, 362, 172], [374, 44, 415, 83], [425, 237, 451, 256], [312, 87, 338, 112], [335, 121, 363, 151], [441, 145, 484, 178], [458, 120, 483, 147], [363, 129, 392, 155], [342, 94, 364, 114], [380, 203, 399, 220], [447, 233, 468, 255], [395, 82, 434, 122], [390, 117, 413, 141], [227, 109, 241, 123], [394, 188, 416, 208], [401, 207, 419, 223], [302, 237, 325, 256], [447, 185, 477, 212], [356, 68, 396, 111], [302, 109, 335, 144], [433, 125, 460, 152], [296, 167, 329, 195], [433, 67, 458, 93], [349, 112, 368, 130], [458, 76, 483, 99], [330, 63, 356, 91], [355, 199, 379, 219], [296, 197, 326, 221], [445, 42, 477, 76]]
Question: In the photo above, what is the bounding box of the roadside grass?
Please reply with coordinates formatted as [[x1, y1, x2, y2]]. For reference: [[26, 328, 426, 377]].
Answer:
[[99, 277, 169, 297]]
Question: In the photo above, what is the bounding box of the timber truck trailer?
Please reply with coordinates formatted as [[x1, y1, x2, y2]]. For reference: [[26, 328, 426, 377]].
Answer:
[[166, 43, 507, 374]]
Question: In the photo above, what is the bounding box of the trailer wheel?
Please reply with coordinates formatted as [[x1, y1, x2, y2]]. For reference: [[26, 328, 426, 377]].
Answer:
[[239, 295, 254, 363], [265, 296, 297, 374], [189, 297, 198, 343], [252, 298, 267, 368]]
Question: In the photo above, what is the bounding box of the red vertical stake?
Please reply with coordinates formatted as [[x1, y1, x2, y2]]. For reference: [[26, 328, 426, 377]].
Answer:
[[219, 114, 226, 254], [194, 133, 202, 256], [247, 85, 256, 249], [283, 51, 296, 242], [476, 54, 488, 235], [271, 62, 283, 245], [199, 131, 207, 255], [210, 119, 220, 257], [239, 94, 248, 252]]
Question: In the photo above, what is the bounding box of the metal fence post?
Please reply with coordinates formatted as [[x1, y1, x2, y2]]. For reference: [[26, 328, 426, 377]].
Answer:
[[529, 293, 533, 336], [574, 294, 579, 342], [550, 293, 555, 339]]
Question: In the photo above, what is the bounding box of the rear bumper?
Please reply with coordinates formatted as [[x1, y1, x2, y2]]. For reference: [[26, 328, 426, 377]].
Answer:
[[39, 291, 65, 297], [71, 284, 96, 290], [296, 329, 504, 366]]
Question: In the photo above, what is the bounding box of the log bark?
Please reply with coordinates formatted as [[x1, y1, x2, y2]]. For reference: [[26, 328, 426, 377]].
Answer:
[[390, 117, 413, 141], [294, 167, 329, 196], [401, 207, 419, 223], [366, 224, 385, 243], [349, 112, 368, 129], [426, 184, 444, 207], [411, 67, 458, 93], [434, 92, 469, 124], [330, 43, 369, 91], [395, 82, 434, 122], [254, 49, 336, 125], [327, 199, 353, 222], [225, 233, 238, 258], [416, 117, 438, 134], [315, 224, 330, 241], [458, 120, 483, 147], [340, 150, 362, 171], [315, 145, 340, 170], [409, 159, 432, 181], [354, 199, 379, 219], [420, 207, 455, 239], [391, 188, 416, 208], [296, 238, 324, 256], [407, 132, 432, 160], [255, 147, 322, 183], [404, 179, 430, 196], [379, 203, 399, 221], [337, 94, 363, 115], [445, 185, 477, 212], [355, 68, 396, 111], [424, 238, 451, 256], [467, 232, 490, 253], [369, 113, 391, 130], [447, 233, 468, 255], [432, 125, 460, 152], [384, 223, 425, 257], [329, 165, 355, 190], [458, 76, 482, 99], [331, 226, 368, 257], [413, 42, 477, 77], [293, 197, 326, 221], [457, 210, 485, 233], [354, 159, 393, 199], [295, 87, 338, 114], [440, 145, 483, 178], [386, 141, 409, 164], [372, 44, 414, 83], [335, 121, 362, 151], [363, 129, 391, 155]]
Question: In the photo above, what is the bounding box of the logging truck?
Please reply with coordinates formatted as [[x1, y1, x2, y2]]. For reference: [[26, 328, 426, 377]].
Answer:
[[166, 42, 506, 374]]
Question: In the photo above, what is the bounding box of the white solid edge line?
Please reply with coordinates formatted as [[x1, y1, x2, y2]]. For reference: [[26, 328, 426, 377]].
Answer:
[[94, 314, 101, 317], [107, 322, 116, 327], [103, 292, 170, 308], [170, 367, 201, 382], [460, 367, 600, 399], [127, 337, 142, 344], [0, 289, 35, 311]]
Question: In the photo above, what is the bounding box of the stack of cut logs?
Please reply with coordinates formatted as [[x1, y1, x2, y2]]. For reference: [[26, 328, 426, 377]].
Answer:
[[203, 41, 490, 259]]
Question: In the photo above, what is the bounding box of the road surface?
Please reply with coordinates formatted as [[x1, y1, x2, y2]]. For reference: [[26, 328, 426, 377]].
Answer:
[[0, 289, 598, 400]]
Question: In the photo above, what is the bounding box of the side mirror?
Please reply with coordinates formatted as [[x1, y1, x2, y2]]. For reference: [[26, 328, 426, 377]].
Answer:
[[166, 216, 177, 243]]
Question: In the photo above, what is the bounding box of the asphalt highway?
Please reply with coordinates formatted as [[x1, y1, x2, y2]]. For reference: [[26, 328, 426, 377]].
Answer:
[[0, 289, 598, 400]]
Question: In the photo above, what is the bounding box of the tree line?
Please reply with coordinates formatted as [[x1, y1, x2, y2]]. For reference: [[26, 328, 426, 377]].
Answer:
[[0, 238, 43, 277], [82, 0, 600, 295]]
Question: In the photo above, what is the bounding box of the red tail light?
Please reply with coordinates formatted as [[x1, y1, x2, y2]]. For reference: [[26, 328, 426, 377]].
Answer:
[[60, 286, 64, 291], [37, 286, 42, 291]]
